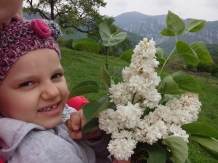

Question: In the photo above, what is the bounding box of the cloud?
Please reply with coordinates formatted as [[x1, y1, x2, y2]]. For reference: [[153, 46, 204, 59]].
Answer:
[[99, 0, 218, 21]]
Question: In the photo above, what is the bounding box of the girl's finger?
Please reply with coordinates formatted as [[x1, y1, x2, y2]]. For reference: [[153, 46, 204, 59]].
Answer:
[[70, 112, 81, 131]]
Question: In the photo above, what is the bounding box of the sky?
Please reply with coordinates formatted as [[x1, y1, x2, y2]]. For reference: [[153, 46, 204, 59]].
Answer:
[[99, 0, 218, 21]]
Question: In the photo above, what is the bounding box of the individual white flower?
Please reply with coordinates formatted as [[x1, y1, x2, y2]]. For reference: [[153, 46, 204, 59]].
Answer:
[[165, 92, 201, 124], [111, 130, 134, 139], [142, 89, 161, 108], [108, 138, 137, 161], [127, 75, 146, 93], [167, 124, 189, 143], [144, 120, 167, 144], [116, 102, 143, 129], [129, 55, 144, 72], [109, 83, 132, 105], [122, 66, 133, 82], [98, 109, 118, 134]]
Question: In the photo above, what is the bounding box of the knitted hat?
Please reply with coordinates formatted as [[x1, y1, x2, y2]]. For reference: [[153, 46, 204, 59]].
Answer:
[[0, 19, 62, 83]]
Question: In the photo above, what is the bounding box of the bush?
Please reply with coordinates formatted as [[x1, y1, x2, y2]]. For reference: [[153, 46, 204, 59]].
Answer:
[[197, 63, 208, 72], [186, 64, 195, 70], [211, 64, 218, 76], [197, 62, 218, 77], [57, 38, 74, 49], [57, 37, 67, 47], [166, 56, 185, 71], [65, 39, 74, 49], [212, 56, 218, 64]]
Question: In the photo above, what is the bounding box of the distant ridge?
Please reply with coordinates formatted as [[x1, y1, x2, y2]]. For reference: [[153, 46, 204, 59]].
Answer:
[[114, 11, 150, 29], [114, 11, 218, 55]]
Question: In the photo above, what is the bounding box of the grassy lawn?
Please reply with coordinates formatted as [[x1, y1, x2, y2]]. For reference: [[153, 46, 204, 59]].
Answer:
[[60, 47, 218, 163]]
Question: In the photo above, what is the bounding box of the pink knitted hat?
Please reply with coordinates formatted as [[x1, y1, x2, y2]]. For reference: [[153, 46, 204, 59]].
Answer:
[[0, 19, 62, 83]]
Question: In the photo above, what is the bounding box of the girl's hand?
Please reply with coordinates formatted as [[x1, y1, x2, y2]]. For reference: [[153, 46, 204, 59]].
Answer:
[[66, 110, 103, 140]]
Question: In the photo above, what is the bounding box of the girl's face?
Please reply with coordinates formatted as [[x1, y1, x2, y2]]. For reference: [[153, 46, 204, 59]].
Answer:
[[0, 48, 69, 129]]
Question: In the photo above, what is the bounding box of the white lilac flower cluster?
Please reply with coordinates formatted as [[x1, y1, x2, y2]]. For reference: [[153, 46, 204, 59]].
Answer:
[[98, 38, 202, 161]]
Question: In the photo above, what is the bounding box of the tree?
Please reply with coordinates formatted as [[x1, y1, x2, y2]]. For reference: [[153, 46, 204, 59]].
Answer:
[[24, 0, 107, 35], [88, 16, 117, 41], [90, 16, 132, 55]]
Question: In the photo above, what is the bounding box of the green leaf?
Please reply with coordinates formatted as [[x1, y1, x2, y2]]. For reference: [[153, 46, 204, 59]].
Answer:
[[142, 143, 166, 163], [160, 28, 175, 36], [156, 48, 166, 64], [99, 23, 127, 47], [176, 41, 199, 66], [190, 136, 218, 159], [103, 32, 127, 47], [120, 49, 134, 63], [158, 76, 184, 95], [111, 68, 123, 78], [83, 97, 109, 122], [190, 42, 213, 63], [171, 71, 203, 94], [114, 27, 120, 35], [99, 22, 111, 41], [182, 122, 218, 138], [185, 158, 191, 163], [69, 81, 99, 98], [163, 136, 188, 163], [186, 20, 206, 33], [82, 117, 99, 134], [162, 11, 185, 36], [73, 42, 100, 53], [100, 66, 111, 91], [156, 47, 164, 58], [72, 38, 96, 48]]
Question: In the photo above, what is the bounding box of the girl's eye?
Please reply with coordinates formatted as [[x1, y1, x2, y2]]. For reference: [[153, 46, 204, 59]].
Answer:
[[51, 73, 63, 80], [19, 81, 33, 87]]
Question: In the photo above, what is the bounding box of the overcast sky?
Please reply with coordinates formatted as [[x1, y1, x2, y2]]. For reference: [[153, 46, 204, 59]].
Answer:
[[99, 0, 218, 21]]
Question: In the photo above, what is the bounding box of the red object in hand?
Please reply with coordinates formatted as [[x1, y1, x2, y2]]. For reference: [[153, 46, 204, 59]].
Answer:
[[67, 96, 89, 110], [0, 158, 4, 163]]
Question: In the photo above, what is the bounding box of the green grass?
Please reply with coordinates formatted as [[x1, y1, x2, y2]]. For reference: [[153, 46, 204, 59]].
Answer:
[[60, 47, 128, 100], [60, 47, 218, 163]]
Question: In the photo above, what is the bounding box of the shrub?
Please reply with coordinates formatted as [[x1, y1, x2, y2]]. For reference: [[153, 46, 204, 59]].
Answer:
[[166, 56, 185, 71], [197, 62, 218, 77], [57, 38, 74, 49]]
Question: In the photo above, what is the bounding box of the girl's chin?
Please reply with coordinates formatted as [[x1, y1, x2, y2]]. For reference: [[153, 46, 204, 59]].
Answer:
[[42, 119, 62, 129]]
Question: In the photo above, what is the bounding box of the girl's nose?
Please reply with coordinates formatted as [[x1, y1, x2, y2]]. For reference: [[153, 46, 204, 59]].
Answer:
[[41, 82, 59, 100]]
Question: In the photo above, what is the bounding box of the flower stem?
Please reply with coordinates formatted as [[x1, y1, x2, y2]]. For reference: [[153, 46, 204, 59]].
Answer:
[[132, 93, 136, 104], [159, 46, 176, 76], [105, 47, 109, 70]]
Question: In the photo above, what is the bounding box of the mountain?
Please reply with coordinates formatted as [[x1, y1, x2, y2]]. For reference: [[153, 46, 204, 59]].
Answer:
[[114, 11, 218, 55]]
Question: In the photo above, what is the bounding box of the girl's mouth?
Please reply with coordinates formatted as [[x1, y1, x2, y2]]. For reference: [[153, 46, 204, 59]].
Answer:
[[38, 102, 60, 112]]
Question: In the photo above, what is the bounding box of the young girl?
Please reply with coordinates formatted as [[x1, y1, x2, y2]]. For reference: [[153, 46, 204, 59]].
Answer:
[[0, 19, 113, 163], [0, 2, 130, 162]]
